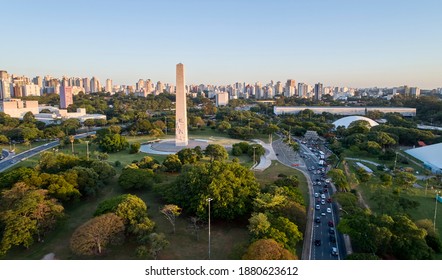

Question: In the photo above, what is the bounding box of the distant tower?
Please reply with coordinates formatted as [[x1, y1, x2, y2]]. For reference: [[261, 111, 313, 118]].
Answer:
[[175, 63, 188, 146], [60, 79, 73, 109]]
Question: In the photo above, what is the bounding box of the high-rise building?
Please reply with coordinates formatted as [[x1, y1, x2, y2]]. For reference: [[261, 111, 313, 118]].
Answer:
[[175, 63, 188, 147], [156, 81, 164, 94], [90, 77, 99, 93], [60, 79, 73, 109], [410, 87, 420, 97], [0, 79, 9, 99], [33, 76, 43, 87], [0, 70, 8, 81], [275, 81, 283, 95], [298, 82, 308, 98], [106, 79, 113, 93], [83, 77, 90, 93], [314, 83, 323, 101], [145, 79, 153, 95], [285, 79, 296, 97], [216, 91, 229, 106], [136, 79, 145, 91]]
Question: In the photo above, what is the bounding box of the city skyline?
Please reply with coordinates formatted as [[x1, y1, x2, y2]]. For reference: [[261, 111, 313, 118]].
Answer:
[[1, 0, 441, 88]]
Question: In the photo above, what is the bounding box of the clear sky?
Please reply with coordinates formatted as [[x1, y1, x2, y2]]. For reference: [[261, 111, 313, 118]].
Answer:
[[1, 0, 441, 88]]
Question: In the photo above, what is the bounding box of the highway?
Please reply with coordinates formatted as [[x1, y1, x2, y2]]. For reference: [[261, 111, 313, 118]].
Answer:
[[0, 132, 95, 173], [272, 137, 346, 260]]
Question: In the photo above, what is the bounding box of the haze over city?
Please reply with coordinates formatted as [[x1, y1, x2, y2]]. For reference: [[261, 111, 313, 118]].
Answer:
[[1, 0, 442, 88]]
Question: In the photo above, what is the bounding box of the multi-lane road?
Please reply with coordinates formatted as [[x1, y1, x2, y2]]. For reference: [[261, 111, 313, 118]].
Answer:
[[0, 132, 95, 173], [273, 137, 346, 260]]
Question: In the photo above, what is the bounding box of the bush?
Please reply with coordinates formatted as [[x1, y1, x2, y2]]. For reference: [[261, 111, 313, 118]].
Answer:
[[115, 160, 121, 167], [130, 143, 141, 154]]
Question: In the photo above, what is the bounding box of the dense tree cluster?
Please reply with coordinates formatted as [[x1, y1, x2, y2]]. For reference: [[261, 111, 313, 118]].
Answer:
[[158, 161, 260, 220]]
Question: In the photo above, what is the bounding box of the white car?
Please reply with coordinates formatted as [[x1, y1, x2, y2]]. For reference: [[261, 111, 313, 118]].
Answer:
[[321, 194, 326, 199], [315, 204, 320, 210], [314, 193, 319, 198], [321, 199, 325, 205], [326, 208, 331, 213]]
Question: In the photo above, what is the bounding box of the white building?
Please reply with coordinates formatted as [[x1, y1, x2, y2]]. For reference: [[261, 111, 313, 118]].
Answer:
[[22, 84, 41, 96], [406, 143, 442, 174], [273, 106, 416, 117], [0, 99, 39, 118], [216, 91, 229, 107]]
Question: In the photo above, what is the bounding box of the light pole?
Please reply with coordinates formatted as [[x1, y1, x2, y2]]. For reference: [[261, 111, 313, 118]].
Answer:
[[434, 191, 440, 232], [207, 197, 213, 259], [393, 151, 398, 171], [253, 146, 257, 165], [85, 141, 89, 161]]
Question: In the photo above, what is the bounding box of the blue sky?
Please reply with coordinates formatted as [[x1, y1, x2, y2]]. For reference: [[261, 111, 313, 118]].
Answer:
[[1, 0, 441, 88]]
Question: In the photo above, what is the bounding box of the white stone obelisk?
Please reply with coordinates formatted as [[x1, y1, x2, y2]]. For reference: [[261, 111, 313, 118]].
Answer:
[[175, 63, 188, 146]]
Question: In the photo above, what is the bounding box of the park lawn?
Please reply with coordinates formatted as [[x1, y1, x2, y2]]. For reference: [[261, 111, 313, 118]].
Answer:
[[254, 160, 309, 208], [344, 160, 442, 259]]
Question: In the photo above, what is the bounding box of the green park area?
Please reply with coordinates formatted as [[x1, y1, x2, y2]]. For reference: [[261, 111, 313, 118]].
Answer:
[[2, 133, 308, 260]]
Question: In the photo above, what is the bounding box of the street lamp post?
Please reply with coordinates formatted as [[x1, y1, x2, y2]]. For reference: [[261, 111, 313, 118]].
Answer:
[[393, 152, 398, 171], [207, 198, 213, 259], [434, 191, 440, 232], [85, 141, 89, 161]]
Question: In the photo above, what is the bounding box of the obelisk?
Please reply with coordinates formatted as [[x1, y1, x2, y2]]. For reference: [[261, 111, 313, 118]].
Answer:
[[175, 63, 188, 146]]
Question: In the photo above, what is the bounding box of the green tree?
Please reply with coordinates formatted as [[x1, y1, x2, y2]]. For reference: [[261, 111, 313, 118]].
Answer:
[[393, 171, 417, 189], [160, 161, 260, 220], [0, 182, 64, 256], [118, 168, 156, 190], [70, 213, 125, 256], [22, 111, 36, 123], [177, 148, 199, 164], [0, 134, 9, 144], [163, 154, 182, 172], [148, 233, 169, 260], [204, 144, 228, 162], [248, 212, 271, 238], [71, 167, 101, 197], [90, 160, 117, 182], [327, 168, 350, 192], [130, 143, 141, 154]]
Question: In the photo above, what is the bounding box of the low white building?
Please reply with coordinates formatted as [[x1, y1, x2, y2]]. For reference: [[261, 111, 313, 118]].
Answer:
[[406, 143, 442, 174]]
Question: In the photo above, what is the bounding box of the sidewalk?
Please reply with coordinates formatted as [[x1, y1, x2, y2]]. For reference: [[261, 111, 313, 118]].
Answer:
[[251, 139, 277, 171]]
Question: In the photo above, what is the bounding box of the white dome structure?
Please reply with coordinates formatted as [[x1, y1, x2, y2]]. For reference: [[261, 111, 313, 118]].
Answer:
[[332, 116, 379, 129]]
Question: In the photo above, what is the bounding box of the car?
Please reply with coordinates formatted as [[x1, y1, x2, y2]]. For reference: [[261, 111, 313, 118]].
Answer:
[[326, 198, 332, 203], [326, 207, 331, 213], [315, 217, 321, 223], [329, 227, 335, 234], [315, 204, 320, 210], [275, 153, 279, 156], [329, 235, 336, 243], [328, 220, 334, 227], [314, 193, 319, 198], [321, 194, 326, 199], [321, 199, 325, 205], [331, 247, 338, 256], [319, 190, 323, 194], [321, 212, 326, 216], [314, 239, 321, 246], [312, 181, 317, 186], [317, 181, 322, 186], [323, 188, 328, 193]]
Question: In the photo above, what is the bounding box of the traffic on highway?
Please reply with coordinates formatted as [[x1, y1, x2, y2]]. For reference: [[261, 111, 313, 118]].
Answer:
[[273, 135, 346, 260]]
